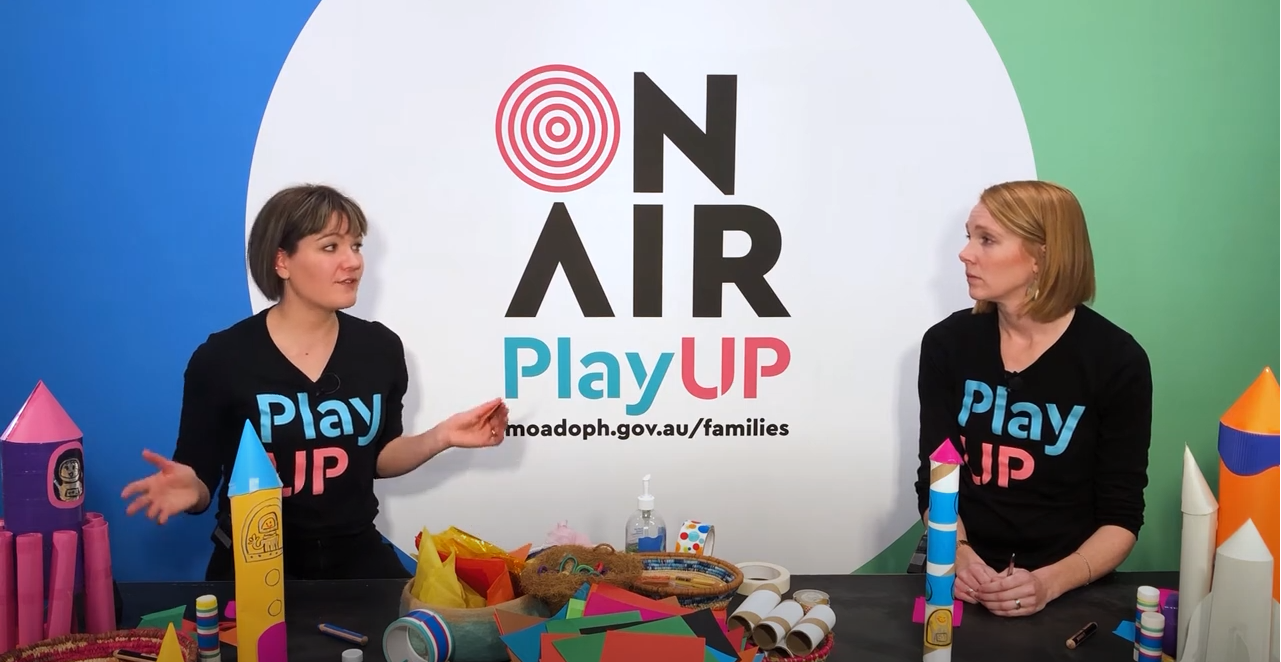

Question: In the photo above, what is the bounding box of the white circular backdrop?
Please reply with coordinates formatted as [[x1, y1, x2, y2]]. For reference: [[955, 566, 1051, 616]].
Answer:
[[246, 0, 1036, 573]]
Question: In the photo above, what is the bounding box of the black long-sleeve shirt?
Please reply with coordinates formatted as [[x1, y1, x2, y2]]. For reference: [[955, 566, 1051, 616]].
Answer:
[[172, 309, 408, 539], [914, 304, 1153, 570]]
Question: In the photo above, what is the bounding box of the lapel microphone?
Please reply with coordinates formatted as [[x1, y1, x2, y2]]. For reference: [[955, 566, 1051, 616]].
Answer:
[[315, 372, 341, 397]]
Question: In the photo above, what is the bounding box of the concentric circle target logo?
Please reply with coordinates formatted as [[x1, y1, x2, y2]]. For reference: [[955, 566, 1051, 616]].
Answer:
[[495, 64, 620, 193]]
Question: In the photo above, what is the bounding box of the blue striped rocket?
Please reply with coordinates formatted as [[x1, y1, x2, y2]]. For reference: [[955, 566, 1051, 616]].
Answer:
[[924, 439, 962, 662]]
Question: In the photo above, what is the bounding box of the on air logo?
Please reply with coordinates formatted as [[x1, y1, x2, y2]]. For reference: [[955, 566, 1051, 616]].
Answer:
[[498, 64, 791, 416]]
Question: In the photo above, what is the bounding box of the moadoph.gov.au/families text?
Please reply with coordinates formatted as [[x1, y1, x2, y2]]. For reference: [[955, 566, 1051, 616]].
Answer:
[[505, 417, 790, 440]]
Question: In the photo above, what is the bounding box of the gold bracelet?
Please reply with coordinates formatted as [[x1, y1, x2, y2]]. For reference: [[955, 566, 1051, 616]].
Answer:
[[1074, 551, 1093, 585]]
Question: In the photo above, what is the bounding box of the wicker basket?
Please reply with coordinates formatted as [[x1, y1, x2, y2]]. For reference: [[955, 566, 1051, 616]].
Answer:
[[0, 628, 198, 662], [630, 552, 744, 610], [519, 543, 643, 608]]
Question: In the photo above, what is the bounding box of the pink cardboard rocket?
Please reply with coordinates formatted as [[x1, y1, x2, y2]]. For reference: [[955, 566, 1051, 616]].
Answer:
[[1, 381, 86, 595]]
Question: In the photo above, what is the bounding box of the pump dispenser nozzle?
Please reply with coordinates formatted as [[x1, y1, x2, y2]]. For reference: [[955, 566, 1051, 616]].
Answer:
[[638, 474, 655, 511]]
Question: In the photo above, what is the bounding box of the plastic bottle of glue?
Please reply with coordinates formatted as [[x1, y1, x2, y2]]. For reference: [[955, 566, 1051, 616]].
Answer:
[[624, 474, 667, 553]]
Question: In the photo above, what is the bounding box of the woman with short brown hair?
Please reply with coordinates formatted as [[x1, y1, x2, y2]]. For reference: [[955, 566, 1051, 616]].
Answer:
[[914, 180, 1153, 617]]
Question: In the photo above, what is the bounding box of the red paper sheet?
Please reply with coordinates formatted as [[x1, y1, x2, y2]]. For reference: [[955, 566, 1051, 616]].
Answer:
[[439, 551, 515, 605], [540, 632, 575, 662], [600, 630, 705, 662]]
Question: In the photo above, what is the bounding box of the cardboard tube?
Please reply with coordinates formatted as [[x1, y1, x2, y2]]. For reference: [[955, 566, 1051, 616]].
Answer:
[[0, 531, 15, 652], [83, 519, 116, 633], [781, 603, 836, 655], [15, 533, 43, 646], [46, 530, 78, 637], [727, 587, 781, 632], [750, 599, 803, 650]]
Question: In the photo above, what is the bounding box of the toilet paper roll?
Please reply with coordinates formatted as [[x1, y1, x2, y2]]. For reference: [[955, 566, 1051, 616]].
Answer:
[[781, 603, 836, 655], [751, 599, 803, 650], [727, 587, 782, 632]]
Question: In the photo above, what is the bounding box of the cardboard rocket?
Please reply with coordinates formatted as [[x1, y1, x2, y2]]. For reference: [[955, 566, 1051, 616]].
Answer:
[[1177, 445, 1218, 660], [923, 440, 961, 662], [1, 381, 85, 592], [1214, 367, 1279, 599], [229, 420, 287, 662], [1178, 367, 1281, 662]]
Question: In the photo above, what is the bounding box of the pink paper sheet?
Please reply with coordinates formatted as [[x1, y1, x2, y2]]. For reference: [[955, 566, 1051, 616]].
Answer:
[[46, 530, 78, 637], [912, 596, 964, 626], [0, 531, 15, 652], [583, 593, 672, 622], [83, 519, 116, 633], [15, 534, 43, 646]]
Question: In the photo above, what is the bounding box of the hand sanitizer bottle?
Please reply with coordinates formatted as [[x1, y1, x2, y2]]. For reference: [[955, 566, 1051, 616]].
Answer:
[[624, 474, 667, 553]]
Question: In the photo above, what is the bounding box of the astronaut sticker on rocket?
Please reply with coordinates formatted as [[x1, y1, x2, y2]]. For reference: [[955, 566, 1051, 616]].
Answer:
[[48, 441, 85, 508]]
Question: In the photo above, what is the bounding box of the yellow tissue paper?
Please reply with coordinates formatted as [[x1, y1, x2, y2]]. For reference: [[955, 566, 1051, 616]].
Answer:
[[412, 526, 475, 609], [428, 526, 530, 575]]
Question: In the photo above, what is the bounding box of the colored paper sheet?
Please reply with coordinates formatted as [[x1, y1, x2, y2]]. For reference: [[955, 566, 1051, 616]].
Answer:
[[727, 626, 745, 651], [589, 583, 691, 616], [583, 593, 673, 622], [540, 632, 575, 662], [580, 615, 734, 662], [139, 605, 187, 630], [1113, 620, 1136, 642], [567, 598, 586, 619], [499, 622, 548, 662], [912, 596, 964, 626], [738, 645, 759, 662], [442, 552, 515, 606], [680, 609, 740, 660], [552, 632, 607, 662], [600, 630, 706, 662], [493, 608, 547, 635], [546, 611, 643, 634]]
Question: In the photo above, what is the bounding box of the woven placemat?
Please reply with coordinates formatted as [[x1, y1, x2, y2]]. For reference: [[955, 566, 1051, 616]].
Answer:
[[0, 628, 198, 662]]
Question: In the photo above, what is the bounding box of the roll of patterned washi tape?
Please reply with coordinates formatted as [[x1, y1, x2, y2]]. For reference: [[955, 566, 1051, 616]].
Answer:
[[383, 609, 453, 662], [675, 520, 714, 555], [195, 594, 221, 662]]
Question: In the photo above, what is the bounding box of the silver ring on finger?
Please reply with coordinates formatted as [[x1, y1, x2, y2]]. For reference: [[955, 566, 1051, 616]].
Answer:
[[1015, 598, 1022, 609], [968, 588, 976, 596]]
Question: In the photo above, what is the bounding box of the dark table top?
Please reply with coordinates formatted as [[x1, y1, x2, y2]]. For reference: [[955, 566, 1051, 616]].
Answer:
[[118, 570, 1177, 662]]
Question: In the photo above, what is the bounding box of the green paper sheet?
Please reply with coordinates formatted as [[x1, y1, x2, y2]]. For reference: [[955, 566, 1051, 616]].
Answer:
[[552, 632, 607, 662], [138, 605, 187, 629], [545, 610, 642, 634], [568, 597, 587, 619]]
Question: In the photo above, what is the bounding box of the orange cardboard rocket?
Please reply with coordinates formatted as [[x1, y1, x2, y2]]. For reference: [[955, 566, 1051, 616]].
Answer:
[[1215, 367, 1280, 601]]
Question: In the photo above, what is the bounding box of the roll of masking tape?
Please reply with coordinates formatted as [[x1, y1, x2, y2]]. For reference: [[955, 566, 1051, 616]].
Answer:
[[383, 609, 453, 662], [736, 562, 791, 596], [675, 520, 715, 556]]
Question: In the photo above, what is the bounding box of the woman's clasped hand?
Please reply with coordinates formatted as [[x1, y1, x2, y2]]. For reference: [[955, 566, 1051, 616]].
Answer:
[[954, 552, 1050, 616]]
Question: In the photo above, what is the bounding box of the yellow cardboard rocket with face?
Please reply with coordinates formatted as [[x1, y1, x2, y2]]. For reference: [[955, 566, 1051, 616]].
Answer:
[[229, 420, 287, 662]]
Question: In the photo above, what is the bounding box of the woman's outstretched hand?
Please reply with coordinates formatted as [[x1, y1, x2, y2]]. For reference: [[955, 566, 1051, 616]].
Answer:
[[436, 398, 510, 449], [120, 450, 205, 524]]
